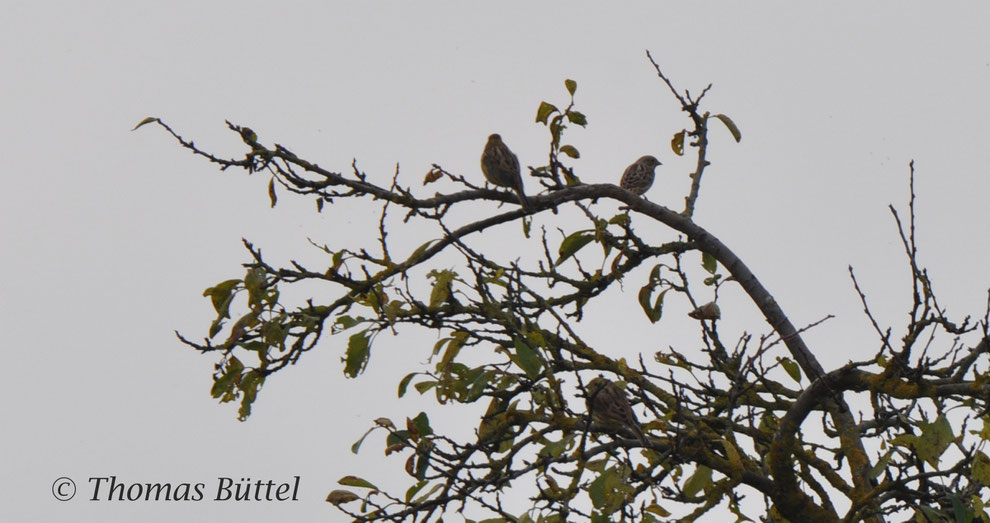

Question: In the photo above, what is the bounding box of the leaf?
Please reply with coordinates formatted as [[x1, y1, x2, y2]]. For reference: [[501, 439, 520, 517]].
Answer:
[[409, 239, 439, 264], [203, 279, 241, 315], [974, 452, 990, 486], [559, 145, 580, 159], [670, 130, 686, 156], [512, 338, 543, 379], [564, 78, 577, 95], [339, 475, 379, 490], [565, 111, 587, 126], [555, 230, 594, 266], [267, 177, 277, 207], [350, 426, 376, 454], [244, 267, 266, 295], [411, 412, 433, 437], [325, 489, 359, 505], [588, 467, 628, 514], [916, 415, 954, 466], [211, 358, 243, 399], [237, 370, 264, 421], [638, 285, 668, 324], [343, 330, 371, 378], [778, 357, 802, 383], [608, 213, 630, 226], [423, 168, 442, 185], [414, 442, 432, 480], [428, 269, 456, 308], [682, 465, 712, 498], [644, 504, 672, 517], [868, 449, 894, 479], [535, 101, 558, 124], [713, 113, 742, 142], [398, 372, 418, 398], [413, 380, 436, 394], [702, 252, 718, 274], [131, 116, 159, 131], [404, 480, 427, 503], [438, 332, 468, 369]]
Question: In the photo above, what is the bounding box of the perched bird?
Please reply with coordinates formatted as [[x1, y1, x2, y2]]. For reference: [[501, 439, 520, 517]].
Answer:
[[585, 376, 648, 445], [619, 155, 662, 196], [688, 301, 721, 321], [481, 133, 530, 209]]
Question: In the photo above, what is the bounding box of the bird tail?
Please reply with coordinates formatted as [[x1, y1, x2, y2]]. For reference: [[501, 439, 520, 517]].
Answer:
[[633, 425, 649, 447], [514, 188, 531, 210]]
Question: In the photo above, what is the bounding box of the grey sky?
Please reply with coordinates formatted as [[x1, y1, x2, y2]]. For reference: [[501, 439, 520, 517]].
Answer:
[[4, 3, 990, 521]]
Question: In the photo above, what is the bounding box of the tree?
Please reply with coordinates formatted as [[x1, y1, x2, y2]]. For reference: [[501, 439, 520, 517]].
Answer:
[[137, 53, 990, 522]]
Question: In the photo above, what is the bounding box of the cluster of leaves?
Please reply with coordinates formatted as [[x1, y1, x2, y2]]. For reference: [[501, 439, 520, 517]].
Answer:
[[141, 53, 990, 522]]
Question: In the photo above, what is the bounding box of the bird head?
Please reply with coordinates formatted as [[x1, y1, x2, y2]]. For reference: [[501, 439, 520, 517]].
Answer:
[[639, 155, 661, 168]]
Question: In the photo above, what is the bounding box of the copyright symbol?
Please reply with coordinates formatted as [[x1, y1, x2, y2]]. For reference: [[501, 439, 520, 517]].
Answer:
[[52, 477, 76, 501]]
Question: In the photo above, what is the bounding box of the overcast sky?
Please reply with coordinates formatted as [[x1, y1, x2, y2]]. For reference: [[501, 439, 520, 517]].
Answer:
[[4, 3, 990, 521]]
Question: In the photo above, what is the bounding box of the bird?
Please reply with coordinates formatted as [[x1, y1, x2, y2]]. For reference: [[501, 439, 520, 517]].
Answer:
[[585, 376, 648, 446], [688, 301, 721, 320], [481, 133, 530, 209], [619, 155, 662, 196]]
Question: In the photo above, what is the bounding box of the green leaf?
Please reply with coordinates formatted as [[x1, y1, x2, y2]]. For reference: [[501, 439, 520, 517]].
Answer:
[[244, 267, 266, 296], [638, 285, 668, 323], [409, 239, 439, 264], [536, 102, 558, 124], [211, 357, 243, 399], [463, 368, 492, 403], [713, 113, 742, 142], [565, 111, 587, 126], [404, 480, 427, 503], [334, 315, 362, 331], [438, 331, 468, 369], [350, 426, 375, 454], [343, 330, 371, 378], [608, 213, 630, 226], [131, 116, 159, 131], [778, 357, 802, 383], [411, 412, 433, 437], [267, 177, 277, 207], [413, 380, 436, 394], [916, 415, 954, 466], [702, 252, 718, 275], [564, 78, 577, 95], [414, 443, 432, 480], [868, 449, 894, 480], [555, 230, 594, 266], [208, 319, 225, 338], [512, 338, 543, 379], [559, 145, 580, 158], [203, 279, 241, 314], [237, 370, 264, 421], [974, 451, 990, 486], [682, 465, 712, 498], [588, 467, 628, 514], [428, 269, 456, 308], [410, 480, 441, 504], [338, 475, 379, 490], [398, 372, 418, 398]]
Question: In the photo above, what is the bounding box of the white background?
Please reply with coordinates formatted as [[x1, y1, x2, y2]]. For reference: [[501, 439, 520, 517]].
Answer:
[[3, 3, 990, 521]]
